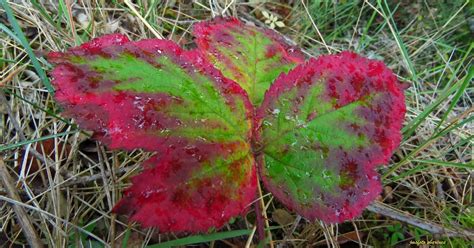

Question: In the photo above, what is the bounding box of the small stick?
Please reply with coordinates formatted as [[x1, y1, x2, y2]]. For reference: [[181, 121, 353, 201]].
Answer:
[[245, 226, 257, 248], [124, 0, 164, 39], [0, 165, 137, 196], [256, 176, 274, 248], [367, 201, 474, 238], [0, 64, 28, 86], [0, 158, 44, 248]]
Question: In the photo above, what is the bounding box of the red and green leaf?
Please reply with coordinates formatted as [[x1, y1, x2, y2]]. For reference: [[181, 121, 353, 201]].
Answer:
[[47, 34, 256, 232], [255, 52, 406, 223], [194, 17, 304, 106], [48, 20, 408, 231], [113, 143, 256, 232]]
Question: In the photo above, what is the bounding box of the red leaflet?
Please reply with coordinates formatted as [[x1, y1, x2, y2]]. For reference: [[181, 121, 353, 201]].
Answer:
[[114, 143, 256, 232], [48, 33, 256, 232]]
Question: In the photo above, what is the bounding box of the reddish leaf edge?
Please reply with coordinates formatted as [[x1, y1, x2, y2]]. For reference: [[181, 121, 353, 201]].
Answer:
[[192, 16, 304, 65]]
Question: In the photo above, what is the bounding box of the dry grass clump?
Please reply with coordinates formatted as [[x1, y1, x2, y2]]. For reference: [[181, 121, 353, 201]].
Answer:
[[0, 0, 472, 247]]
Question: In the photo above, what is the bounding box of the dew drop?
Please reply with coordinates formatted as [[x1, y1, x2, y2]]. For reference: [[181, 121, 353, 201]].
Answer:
[[263, 120, 272, 126], [322, 170, 330, 178], [271, 108, 280, 115], [302, 193, 308, 200]]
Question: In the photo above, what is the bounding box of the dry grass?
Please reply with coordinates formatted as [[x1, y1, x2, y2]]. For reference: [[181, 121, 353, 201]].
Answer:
[[0, 0, 472, 247]]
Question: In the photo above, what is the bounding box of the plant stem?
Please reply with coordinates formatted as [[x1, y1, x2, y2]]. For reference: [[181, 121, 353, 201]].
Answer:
[[0, 158, 44, 248]]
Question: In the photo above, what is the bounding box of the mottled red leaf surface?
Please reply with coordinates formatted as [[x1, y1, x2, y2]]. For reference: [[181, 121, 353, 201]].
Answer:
[[194, 17, 304, 106], [48, 34, 256, 232], [114, 144, 256, 232], [255, 52, 406, 223]]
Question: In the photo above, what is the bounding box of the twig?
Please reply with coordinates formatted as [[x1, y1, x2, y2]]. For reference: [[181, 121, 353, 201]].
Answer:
[[279, 215, 301, 248], [245, 226, 257, 248], [0, 64, 28, 86], [0, 91, 77, 179], [251, 174, 274, 247], [0, 194, 109, 247], [300, 0, 331, 53], [59, 165, 136, 188], [0, 158, 44, 248], [0, 165, 137, 196], [124, 0, 164, 39], [0, 91, 27, 141], [367, 201, 474, 238]]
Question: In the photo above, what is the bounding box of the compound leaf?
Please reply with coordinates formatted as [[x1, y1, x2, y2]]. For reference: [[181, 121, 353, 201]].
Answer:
[[48, 34, 256, 232], [256, 52, 406, 223], [194, 17, 304, 106]]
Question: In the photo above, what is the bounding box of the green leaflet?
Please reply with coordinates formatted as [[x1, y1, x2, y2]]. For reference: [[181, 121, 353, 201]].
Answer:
[[79, 53, 249, 143], [261, 86, 369, 204], [256, 52, 406, 223]]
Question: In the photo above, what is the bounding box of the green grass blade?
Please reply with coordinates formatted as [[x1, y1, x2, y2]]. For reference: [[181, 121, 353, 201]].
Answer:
[[412, 159, 473, 170], [121, 228, 132, 248], [385, 115, 473, 179], [30, 0, 60, 30], [434, 54, 474, 131], [146, 229, 252, 248], [2, 89, 70, 125], [0, 23, 21, 43], [0, 0, 54, 94], [402, 76, 467, 139], [377, 0, 418, 82], [0, 130, 77, 152], [402, 30, 473, 139], [388, 159, 473, 183]]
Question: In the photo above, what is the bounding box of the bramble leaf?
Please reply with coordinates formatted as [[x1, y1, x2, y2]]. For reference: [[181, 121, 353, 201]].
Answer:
[[194, 17, 304, 106], [255, 52, 406, 223], [48, 34, 256, 232], [48, 34, 253, 151], [113, 144, 256, 232]]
